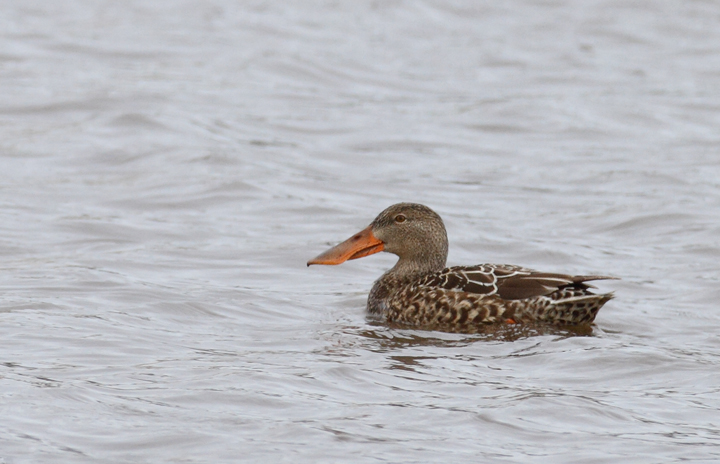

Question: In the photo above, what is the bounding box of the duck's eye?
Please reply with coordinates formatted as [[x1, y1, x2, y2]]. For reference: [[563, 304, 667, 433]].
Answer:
[[394, 214, 406, 223]]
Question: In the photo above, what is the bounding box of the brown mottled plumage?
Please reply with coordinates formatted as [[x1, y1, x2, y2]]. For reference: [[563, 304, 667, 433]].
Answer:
[[308, 203, 616, 328]]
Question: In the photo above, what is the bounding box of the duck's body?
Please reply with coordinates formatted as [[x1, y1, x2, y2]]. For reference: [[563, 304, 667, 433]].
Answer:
[[308, 203, 615, 327], [367, 263, 613, 326]]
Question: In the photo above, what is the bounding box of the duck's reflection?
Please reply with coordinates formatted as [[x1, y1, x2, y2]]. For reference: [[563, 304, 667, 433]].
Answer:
[[356, 320, 594, 348]]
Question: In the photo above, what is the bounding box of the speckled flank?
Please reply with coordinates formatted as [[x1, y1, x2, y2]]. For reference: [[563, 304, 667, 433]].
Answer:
[[371, 273, 613, 326]]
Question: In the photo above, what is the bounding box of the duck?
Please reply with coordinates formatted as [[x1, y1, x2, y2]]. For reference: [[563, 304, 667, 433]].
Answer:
[[308, 203, 615, 327]]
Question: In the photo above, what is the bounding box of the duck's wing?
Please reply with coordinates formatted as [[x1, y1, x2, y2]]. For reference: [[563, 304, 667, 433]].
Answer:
[[418, 264, 616, 301]]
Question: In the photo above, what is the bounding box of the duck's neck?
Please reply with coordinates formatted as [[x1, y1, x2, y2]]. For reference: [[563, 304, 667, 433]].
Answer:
[[385, 253, 447, 280]]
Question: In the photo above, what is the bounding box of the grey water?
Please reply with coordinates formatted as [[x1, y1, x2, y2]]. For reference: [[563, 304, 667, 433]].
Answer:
[[1, 1, 720, 462]]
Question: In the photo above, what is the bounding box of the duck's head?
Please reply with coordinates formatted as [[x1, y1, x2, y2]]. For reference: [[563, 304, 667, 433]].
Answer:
[[308, 203, 448, 274]]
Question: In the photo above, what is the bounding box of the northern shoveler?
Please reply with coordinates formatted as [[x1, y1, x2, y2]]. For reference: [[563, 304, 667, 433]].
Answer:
[[308, 203, 615, 327]]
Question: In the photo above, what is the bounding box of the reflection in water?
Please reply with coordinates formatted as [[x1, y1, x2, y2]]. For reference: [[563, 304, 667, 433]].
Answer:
[[357, 321, 594, 349], [337, 322, 597, 372]]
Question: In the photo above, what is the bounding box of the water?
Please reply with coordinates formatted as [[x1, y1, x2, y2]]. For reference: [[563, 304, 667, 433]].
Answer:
[[1, 1, 720, 462]]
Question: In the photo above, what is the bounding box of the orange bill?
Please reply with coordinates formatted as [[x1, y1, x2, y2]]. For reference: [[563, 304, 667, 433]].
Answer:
[[307, 225, 384, 266]]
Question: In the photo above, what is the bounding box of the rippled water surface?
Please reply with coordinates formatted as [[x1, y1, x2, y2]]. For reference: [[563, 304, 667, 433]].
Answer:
[[2, 1, 720, 462]]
